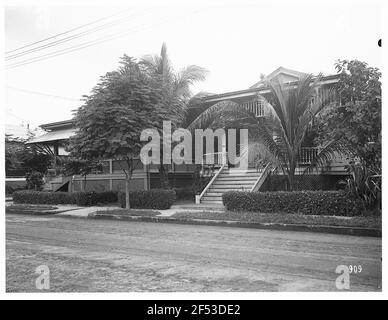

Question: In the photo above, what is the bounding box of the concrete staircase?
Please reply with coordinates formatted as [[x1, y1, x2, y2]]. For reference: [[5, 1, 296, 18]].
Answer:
[[43, 175, 70, 192], [200, 166, 269, 205]]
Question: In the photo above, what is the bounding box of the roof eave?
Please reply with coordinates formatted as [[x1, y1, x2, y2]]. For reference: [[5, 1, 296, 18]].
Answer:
[[194, 74, 339, 105], [40, 119, 74, 131]]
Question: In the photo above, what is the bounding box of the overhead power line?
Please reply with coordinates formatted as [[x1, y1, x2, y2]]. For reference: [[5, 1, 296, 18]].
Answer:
[[7, 86, 80, 101], [5, 8, 134, 55], [6, 10, 149, 61], [6, 9, 201, 70], [6, 109, 41, 127], [6, 23, 150, 68]]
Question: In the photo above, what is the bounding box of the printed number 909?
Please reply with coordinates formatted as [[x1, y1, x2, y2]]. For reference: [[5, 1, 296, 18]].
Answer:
[[348, 265, 362, 273]]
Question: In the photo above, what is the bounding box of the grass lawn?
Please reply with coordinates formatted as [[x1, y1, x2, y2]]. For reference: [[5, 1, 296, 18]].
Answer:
[[95, 209, 160, 217], [172, 211, 382, 229], [6, 204, 59, 215]]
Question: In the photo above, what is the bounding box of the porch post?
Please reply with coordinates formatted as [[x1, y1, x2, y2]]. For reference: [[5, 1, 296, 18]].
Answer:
[[221, 132, 227, 166], [143, 163, 149, 191], [109, 159, 113, 190]]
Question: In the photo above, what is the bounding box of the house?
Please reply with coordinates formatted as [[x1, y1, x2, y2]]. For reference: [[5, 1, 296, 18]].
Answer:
[[27, 67, 350, 203]]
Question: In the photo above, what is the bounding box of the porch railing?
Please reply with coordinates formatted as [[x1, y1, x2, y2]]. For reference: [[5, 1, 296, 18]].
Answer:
[[239, 99, 265, 117], [202, 152, 228, 167], [200, 148, 320, 171], [200, 152, 228, 177], [298, 147, 319, 165]]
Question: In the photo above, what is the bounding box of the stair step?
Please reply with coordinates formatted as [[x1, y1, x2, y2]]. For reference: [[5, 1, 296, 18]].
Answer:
[[206, 190, 231, 194], [219, 175, 260, 179], [217, 184, 255, 188], [201, 199, 223, 204], [202, 198, 223, 203], [210, 183, 253, 189], [208, 190, 249, 193], [213, 180, 254, 185], [217, 176, 258, 181], [225, 169, 264, 173], [203, 193, 224, 197], [220, 172, 262, 176]]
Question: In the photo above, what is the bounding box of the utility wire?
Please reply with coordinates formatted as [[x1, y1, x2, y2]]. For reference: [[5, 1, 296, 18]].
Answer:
[[6, 110, 41, 127], [5, 8, 135, 54], [6, 10, 200, 69], [6, 10, 150, 60], [6, 22, 150, 68], [7, 86, 80, 101]]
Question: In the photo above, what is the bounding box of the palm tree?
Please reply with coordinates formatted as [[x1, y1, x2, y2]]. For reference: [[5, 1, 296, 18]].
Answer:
[[140, 43, 207, 188], [187, 74, 351, 190]]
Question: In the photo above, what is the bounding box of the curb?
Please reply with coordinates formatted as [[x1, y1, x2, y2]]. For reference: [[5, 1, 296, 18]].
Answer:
[[88, 213, 382, 237]]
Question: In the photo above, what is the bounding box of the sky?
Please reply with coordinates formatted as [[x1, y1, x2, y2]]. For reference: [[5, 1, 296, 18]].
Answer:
[[3, 0, 382, 131]]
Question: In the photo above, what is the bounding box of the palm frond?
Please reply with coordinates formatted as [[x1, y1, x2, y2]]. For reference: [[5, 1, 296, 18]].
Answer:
[[250, 118, 289, 172], [303, 138, 355, 175], [293, 87, 334, 152], [263, 77, 290, 137], [174, 65, 208, 99], [186, 100, 253, 132], [139, 55, 161, 74]]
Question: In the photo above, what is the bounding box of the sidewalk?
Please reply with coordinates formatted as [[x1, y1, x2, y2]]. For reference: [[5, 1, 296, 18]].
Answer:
[[7, 201, 224, 219], [54, 205, 119, 218], [6, 202, 381, 237]]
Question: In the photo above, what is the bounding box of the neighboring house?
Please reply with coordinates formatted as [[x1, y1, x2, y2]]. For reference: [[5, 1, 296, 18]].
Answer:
[[27, 67, 350, 202], [5, 123, 42, 191], [6, 123, 32, 140]]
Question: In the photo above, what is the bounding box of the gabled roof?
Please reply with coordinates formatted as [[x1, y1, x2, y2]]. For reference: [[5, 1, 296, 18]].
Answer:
[[250, 67, 309, 88], [26, 119, 76, 144]]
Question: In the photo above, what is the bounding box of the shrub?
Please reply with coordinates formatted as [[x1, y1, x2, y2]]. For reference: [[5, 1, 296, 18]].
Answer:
[[222, 190, 364, 216], [174, 187, 196, 201], [118, 189, 176, 209], [13, 191, 77, 205], [25, 171, 44, 191], [96, 191, 118, 203], [74, 192, 96, 206], [13, 190, 118, 206], [5, 184, 26, 196], [344, 162, 381, 210], [74, 191, 118, 206]]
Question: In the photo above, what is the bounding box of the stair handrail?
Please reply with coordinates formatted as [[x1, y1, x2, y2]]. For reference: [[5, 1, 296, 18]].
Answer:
[[196, 162, 226, 204], [250, 163, 272, 192]]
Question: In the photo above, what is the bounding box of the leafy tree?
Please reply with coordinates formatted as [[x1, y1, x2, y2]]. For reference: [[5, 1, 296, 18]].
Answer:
[[69, 56, 166, 208], [188, 74, 342, 190], [141, 43, 207, 188], [61, 157, 102, 191], [17, 146, 52, 174], [5, 135, 25, 175], [314, 59, 381, 173], [6, 135, 52, 191], [6, 135, 52, 176]]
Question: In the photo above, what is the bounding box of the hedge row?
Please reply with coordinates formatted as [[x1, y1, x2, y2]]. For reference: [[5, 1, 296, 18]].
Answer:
[[6, 185, 26, 196], [222, 191, 364, 216], [174, 187, 196, 201], [13, 190, 118, 206], [118, 189, 176, 209], [12, 189, 176, 209]]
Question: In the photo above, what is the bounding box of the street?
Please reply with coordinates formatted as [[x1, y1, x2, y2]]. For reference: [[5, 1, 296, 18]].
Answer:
[[6, 214, 382, 292]]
